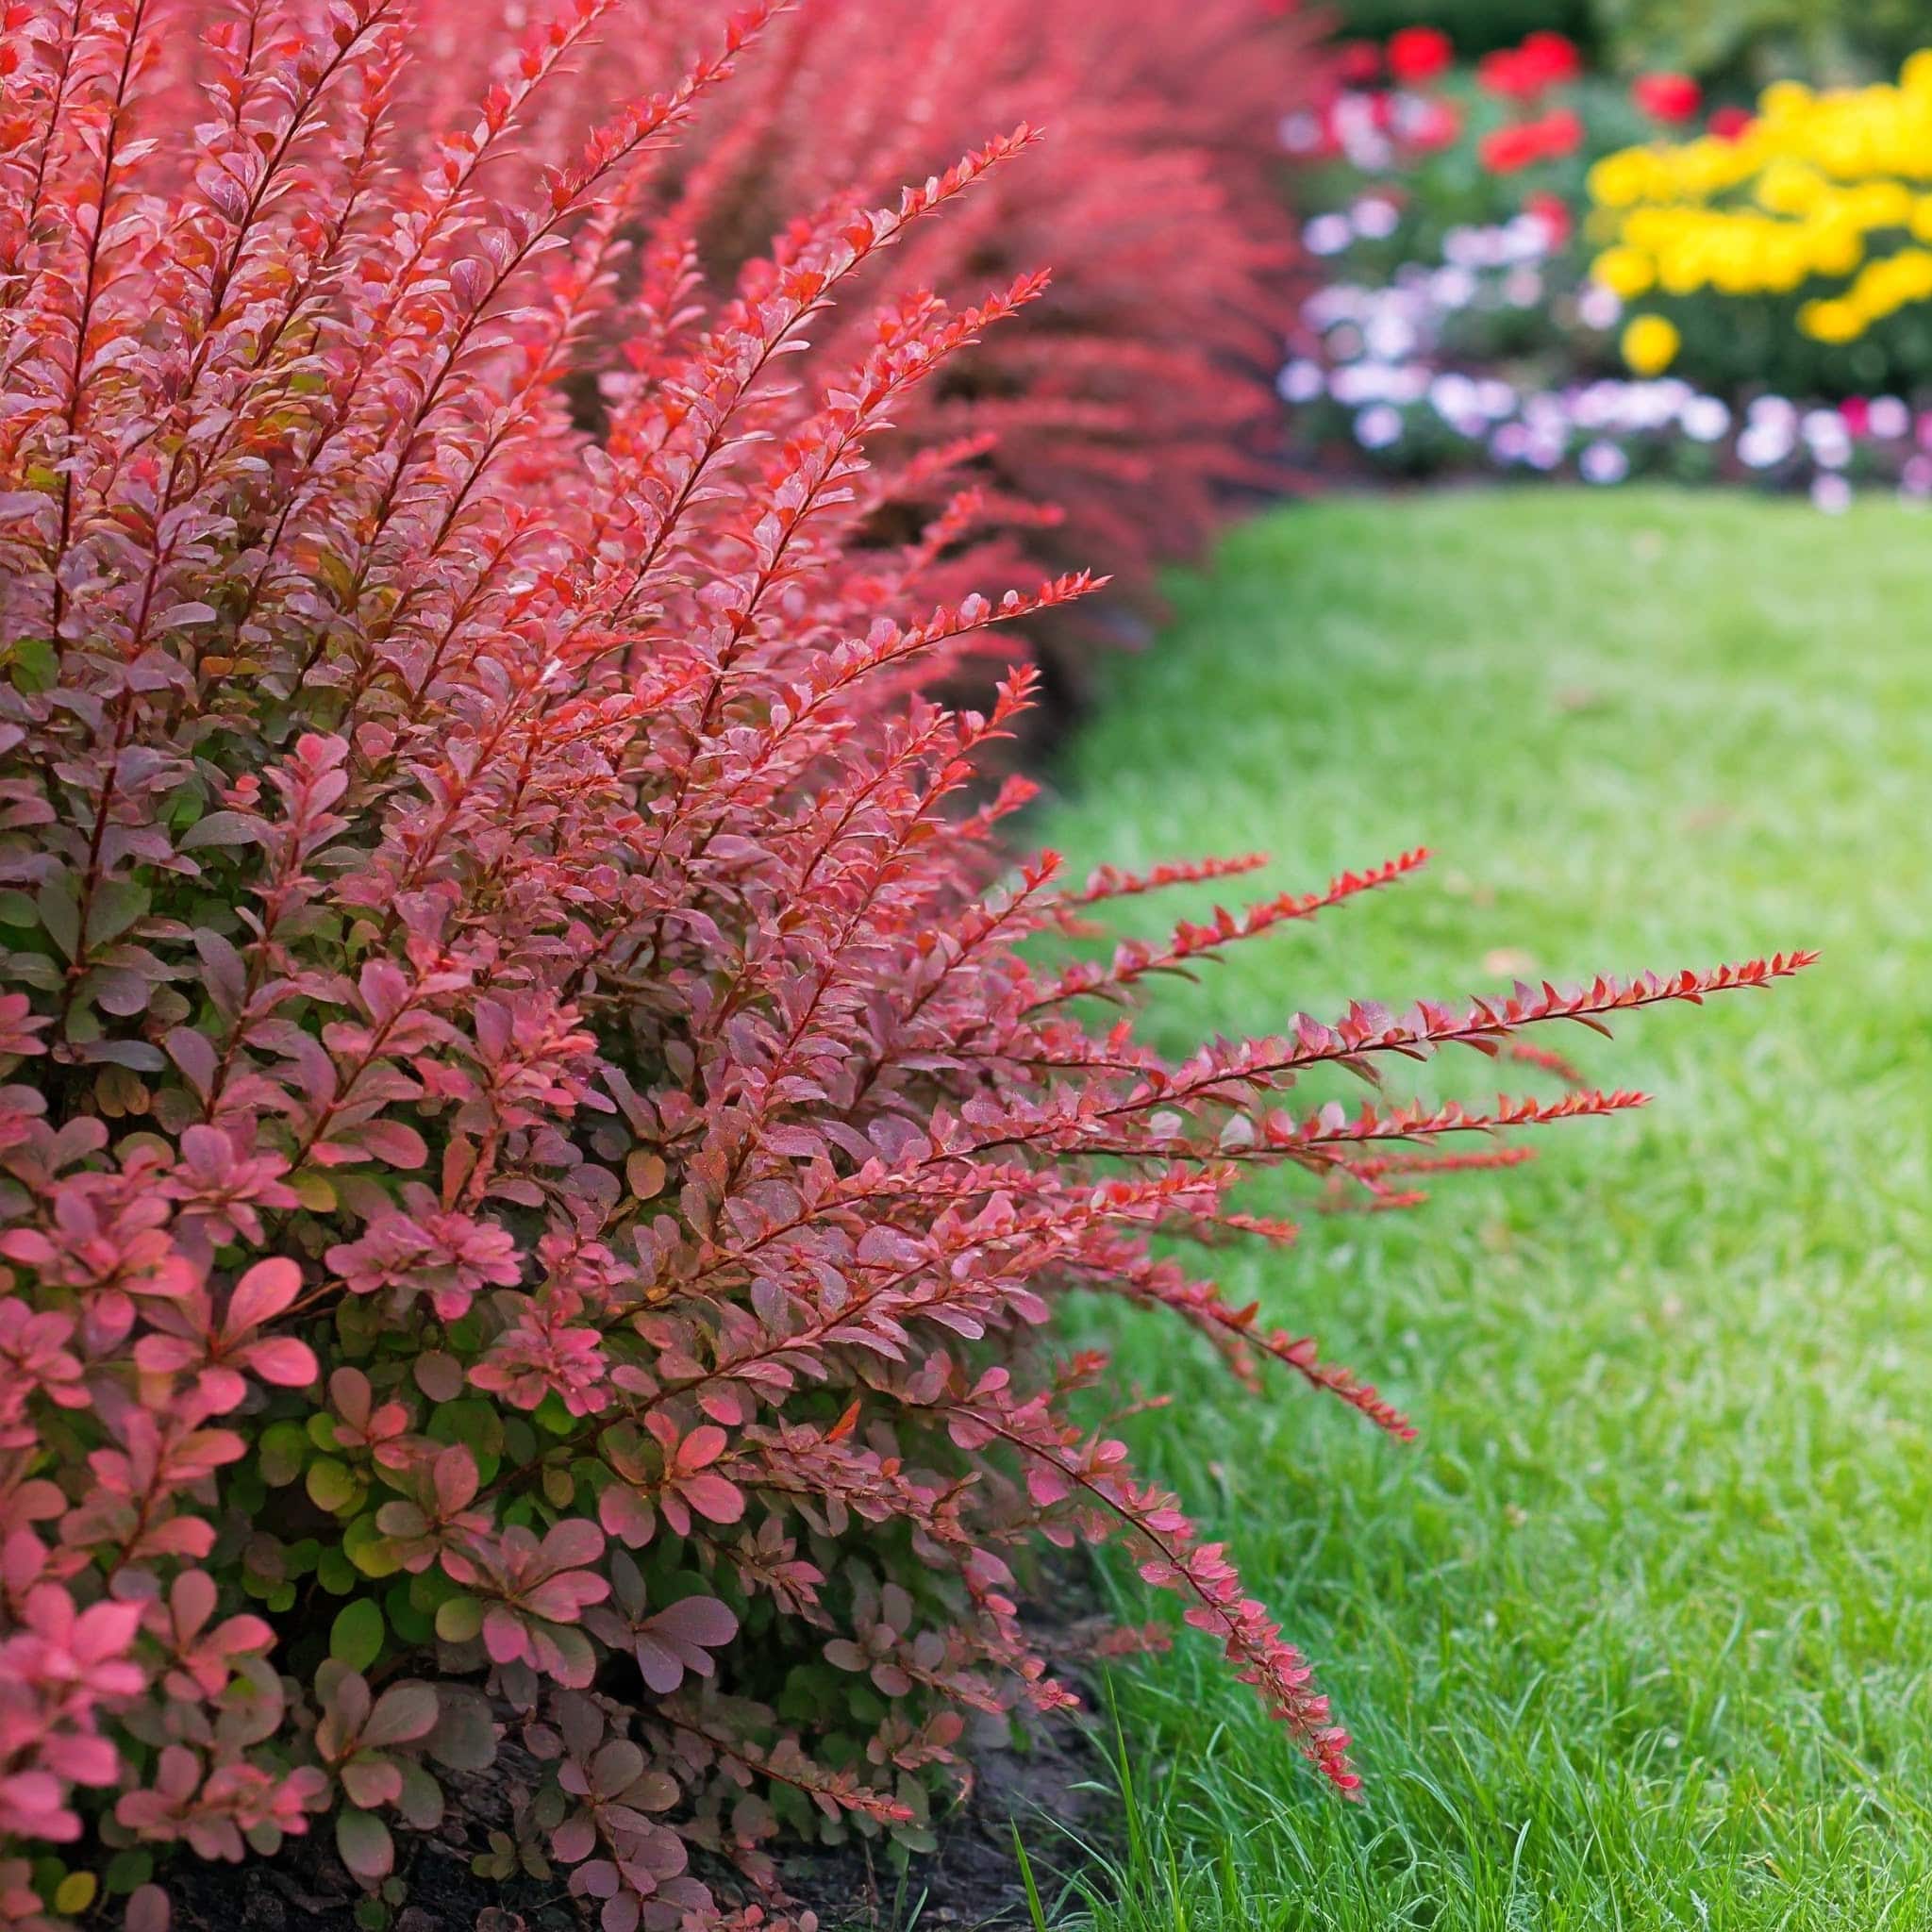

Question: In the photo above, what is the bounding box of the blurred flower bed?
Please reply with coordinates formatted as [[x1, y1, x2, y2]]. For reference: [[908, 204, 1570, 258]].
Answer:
[[1280, 26, 1932, 508]]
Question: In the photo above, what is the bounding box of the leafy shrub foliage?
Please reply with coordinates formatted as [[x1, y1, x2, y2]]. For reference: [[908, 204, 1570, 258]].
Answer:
[[403, 0, 1325, 691], [0, 3, 1808, 1928]]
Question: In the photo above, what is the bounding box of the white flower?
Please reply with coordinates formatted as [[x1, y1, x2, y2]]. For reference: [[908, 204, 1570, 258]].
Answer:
[[1355, 405, 1404, 450], [1580, 441, 1630, 485], [1329, 363, 1385, 405], [1277, 358, 1325, 405], [1428, 372, 1478, 422], [1523, 393, 1569, 437], [1811, 474, 1853, 514], [1429, 265, 1477, 311], [1305, 213, 1354, 258], [1503, 267, 1544, 309], [1353, 196, 1400, 241], [1476, 378, 1518, 421], [1737, 424, 1791, 469], [1364, 312, 1418, 361], [1502, 215, 1551, 262], [1806, 416, 1851, 468], [1868, 395, 1911, 440], [1390, 363, 1431, 405], [1490, 423, 1531, 464], [1576, 283, 1623, 332], [1678, 395, 1731, 442]]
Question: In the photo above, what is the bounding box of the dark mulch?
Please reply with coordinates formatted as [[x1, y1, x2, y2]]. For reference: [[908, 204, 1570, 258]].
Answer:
[[161, 1610, 1115, 1932], [166, 1748, 572, 1932], [781, 1677, 1110, 1930]]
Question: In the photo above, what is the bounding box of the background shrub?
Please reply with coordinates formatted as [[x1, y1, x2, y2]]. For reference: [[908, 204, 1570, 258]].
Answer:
[[0, 3, 1806, 1928], [404, 0, 1331, 708], [1330, 0, 1918, 81], [1592, 0, 1927, 85], [1328, 0, 1597, 60]]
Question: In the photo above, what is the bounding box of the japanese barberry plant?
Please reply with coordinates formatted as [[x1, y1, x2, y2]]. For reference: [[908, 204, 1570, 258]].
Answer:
[[0, 4, 1808, 1929], [403, 0, 1324, 691]]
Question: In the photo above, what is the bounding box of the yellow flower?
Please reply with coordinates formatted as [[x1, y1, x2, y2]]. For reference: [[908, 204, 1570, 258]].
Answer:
[[1591, 247, 1656, 299], [1586, 52, 1932, 364], [1759, 80, 1814, 123], [1588, 150, 1654, 210], [1621, 314, 1681, 375], [1806, 213, 1864, 277], [1755, 160, 1826, 218], [1798, 299, 1864, 343]]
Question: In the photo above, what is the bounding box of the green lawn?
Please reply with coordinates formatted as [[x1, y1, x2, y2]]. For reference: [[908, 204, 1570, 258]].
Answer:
[[1033, 490, 1932, 1930]]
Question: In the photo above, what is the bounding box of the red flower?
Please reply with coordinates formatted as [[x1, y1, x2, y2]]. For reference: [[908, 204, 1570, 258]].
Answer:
[[1709, 105, 1754, 141], [1480, 125, 1540, 173], [1479, 109, 1583, 174], [1336, 40, 1382, 86], [1524, 190, 1574, 246], [1633, 72, 1702, 123], [1523, 31, 1581, 80], [1540, 108, 1585, 158], [1479, 31, 1580, 102], [1477, 48, 1537, 100], [1388, 25, 1454, 87]]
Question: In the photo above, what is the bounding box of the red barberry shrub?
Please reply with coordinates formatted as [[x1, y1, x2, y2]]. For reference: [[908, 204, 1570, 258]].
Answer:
[[0, 5, 1808, 1929], [398, 0, 1324, 698]]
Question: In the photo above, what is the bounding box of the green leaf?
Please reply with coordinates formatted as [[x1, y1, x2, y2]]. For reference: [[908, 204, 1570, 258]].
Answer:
[[385, 1581, 433, 1646], [259, 1421, 309, 1487], [35, 878, 78, 961], [177, 809, 262, 852], [316, 1545, 358, 1595], [307, 1456, 358, 1513], [6, 637, 57, 694], [434, 1595, 482, 1643], [336, 1807, 393, 1882], [84, 878, 150, 949], [53, 1873, 97, 1915], [330, 1598, 385, 1674], [101, 1849, 155, 1896], [344, 1510, 402, 1578]]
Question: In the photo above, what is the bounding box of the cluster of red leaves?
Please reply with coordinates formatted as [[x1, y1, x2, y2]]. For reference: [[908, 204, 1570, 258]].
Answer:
[[397, 0, 1324, 690], [0, 3, 1808, 1929]]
